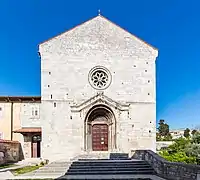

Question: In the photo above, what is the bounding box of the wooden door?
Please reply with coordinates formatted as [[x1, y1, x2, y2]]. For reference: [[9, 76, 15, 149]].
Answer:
[[92, 124, 108, 151], [32, 142, 38, 158]]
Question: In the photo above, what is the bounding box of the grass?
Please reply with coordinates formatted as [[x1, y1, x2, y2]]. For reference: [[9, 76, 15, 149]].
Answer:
[[11, 165, 42, 175], [0, 163, 17, 169]]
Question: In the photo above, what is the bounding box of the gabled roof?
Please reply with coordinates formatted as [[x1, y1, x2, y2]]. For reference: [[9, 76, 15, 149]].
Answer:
[[39, 15, 157, 50]]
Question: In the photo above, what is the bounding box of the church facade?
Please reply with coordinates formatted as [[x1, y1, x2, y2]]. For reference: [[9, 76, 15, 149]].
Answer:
[[39, 15, 158, 161]]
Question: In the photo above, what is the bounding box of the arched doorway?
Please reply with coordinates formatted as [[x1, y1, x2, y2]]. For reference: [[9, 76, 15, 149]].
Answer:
[[84, 105, 116, 151]]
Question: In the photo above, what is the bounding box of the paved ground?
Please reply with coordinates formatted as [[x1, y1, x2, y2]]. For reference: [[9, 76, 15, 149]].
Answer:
[[0, 164, 28, 180], [0, 171, 15, 180], [6, 174, 166, 180], [0, 158, 43, 180]]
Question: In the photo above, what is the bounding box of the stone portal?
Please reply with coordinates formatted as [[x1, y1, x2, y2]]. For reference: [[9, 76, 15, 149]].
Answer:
[[84, 105, 116, 151]]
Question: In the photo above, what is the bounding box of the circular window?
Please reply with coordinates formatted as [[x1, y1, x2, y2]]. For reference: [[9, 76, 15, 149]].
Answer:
[[89, 66, 111, 90]]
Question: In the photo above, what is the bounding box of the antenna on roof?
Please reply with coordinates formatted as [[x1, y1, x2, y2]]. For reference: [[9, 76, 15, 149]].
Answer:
[[98, 9, 101, 16]]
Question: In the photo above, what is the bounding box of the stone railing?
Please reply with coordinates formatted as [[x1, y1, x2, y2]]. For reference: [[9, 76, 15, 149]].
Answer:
[[132, 150, 200, 180], [0, 140, 24, 165]]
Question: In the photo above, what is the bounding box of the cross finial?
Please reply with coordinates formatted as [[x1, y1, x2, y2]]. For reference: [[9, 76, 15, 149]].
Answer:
[[98, 9, 101, 16]]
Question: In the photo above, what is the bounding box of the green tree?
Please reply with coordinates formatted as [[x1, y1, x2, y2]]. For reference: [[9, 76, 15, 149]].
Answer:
[[168, 137, 190, 153], [159, 133, 200, 164], [156, 132, 162, 141], [191, 132, 200, 144], [163, 133, 172, 141], [159, 150, 196, 164], [158, 119, 169, 136], [191, 129, 197, 136], [184, 128, 190, 138], [185, 144, 200, 157]]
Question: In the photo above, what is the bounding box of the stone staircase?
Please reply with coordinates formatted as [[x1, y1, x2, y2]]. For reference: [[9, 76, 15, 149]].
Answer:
[[58, 153, 166, 180], [67, 159, 155, 175], [13, 153, 166, 180]]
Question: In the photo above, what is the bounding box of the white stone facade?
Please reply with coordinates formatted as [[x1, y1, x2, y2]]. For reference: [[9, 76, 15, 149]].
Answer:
[[39, 15, 158, 161]]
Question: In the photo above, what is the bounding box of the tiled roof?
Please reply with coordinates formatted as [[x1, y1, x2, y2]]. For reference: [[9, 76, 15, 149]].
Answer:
[[0, 96, 41, 102], [14, 127, 42, 133], [0, 139, 19, 143]]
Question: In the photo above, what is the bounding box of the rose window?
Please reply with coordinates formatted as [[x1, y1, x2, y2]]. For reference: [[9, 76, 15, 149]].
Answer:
[[91, 70, 108, 88], [89, 66, 111, 90]]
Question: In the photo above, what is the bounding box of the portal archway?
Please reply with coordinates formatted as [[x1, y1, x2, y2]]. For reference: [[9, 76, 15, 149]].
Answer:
[[84, 105, 116, 151]]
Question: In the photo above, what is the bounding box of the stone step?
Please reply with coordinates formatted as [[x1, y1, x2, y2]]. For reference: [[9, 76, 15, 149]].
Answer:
[[40, 167, 69, 170], [66, 170, 155, 175], [109, 153, 129, 160], [73, 159, 146, 163], [33, 169, 67, 173], [21, 172, 64, 176], [46, 164, 71, 167], [68, 167, 154, 172], [50, 161, 71, 165], [72, 162, 148, 166], [58, 174, 166, 180], [70, 164, 151, 169], [76, 159, 136, 162], [76, 159, 140, 162]]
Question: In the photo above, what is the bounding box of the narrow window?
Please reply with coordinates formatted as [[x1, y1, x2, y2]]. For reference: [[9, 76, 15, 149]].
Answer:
[[32, 108, 34, 116], [50, 94, 52, 99], [35, 110, 38, 116], [54, 102, 56, 107], [49, 72, 51, 75], [0, 132, 3, 139], [48, 85, 50, 87], [0, 107, 2, 111]]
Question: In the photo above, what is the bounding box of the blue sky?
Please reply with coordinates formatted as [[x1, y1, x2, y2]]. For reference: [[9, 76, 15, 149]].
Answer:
[[1, 0, 200, 129]]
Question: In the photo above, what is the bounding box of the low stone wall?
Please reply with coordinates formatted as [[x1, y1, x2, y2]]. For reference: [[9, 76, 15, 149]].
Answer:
[[0, 140, 24, 165], [132, 150, 200, 180]]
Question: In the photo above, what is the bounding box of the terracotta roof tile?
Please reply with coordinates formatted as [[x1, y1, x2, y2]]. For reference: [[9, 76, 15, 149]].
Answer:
[[0, 139, 19, 143], [14, 127, 42, 133]]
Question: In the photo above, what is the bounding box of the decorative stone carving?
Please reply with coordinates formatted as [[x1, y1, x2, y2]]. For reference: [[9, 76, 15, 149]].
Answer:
[[70, 93, 129, 112], [89, 66, 111, 90]]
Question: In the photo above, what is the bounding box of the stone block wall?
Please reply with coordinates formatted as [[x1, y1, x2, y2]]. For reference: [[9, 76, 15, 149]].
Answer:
[[19, 103, 41, 128], [133, 150, 200, 180], [0, 140, 24, 165], [39, 15, 158, 161]]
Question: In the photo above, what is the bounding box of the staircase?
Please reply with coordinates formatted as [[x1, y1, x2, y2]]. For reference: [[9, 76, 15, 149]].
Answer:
[[58, 156, 166, 179], [67, 159, 155, 175], [14, 153, 166, 180]]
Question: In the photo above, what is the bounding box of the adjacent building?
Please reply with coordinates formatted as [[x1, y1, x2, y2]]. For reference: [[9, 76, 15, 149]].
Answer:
[[0, 97, 41, 158]]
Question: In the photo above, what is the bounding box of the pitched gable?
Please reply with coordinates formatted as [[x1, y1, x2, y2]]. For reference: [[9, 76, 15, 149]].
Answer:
[[39, 15, 158, 57]]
